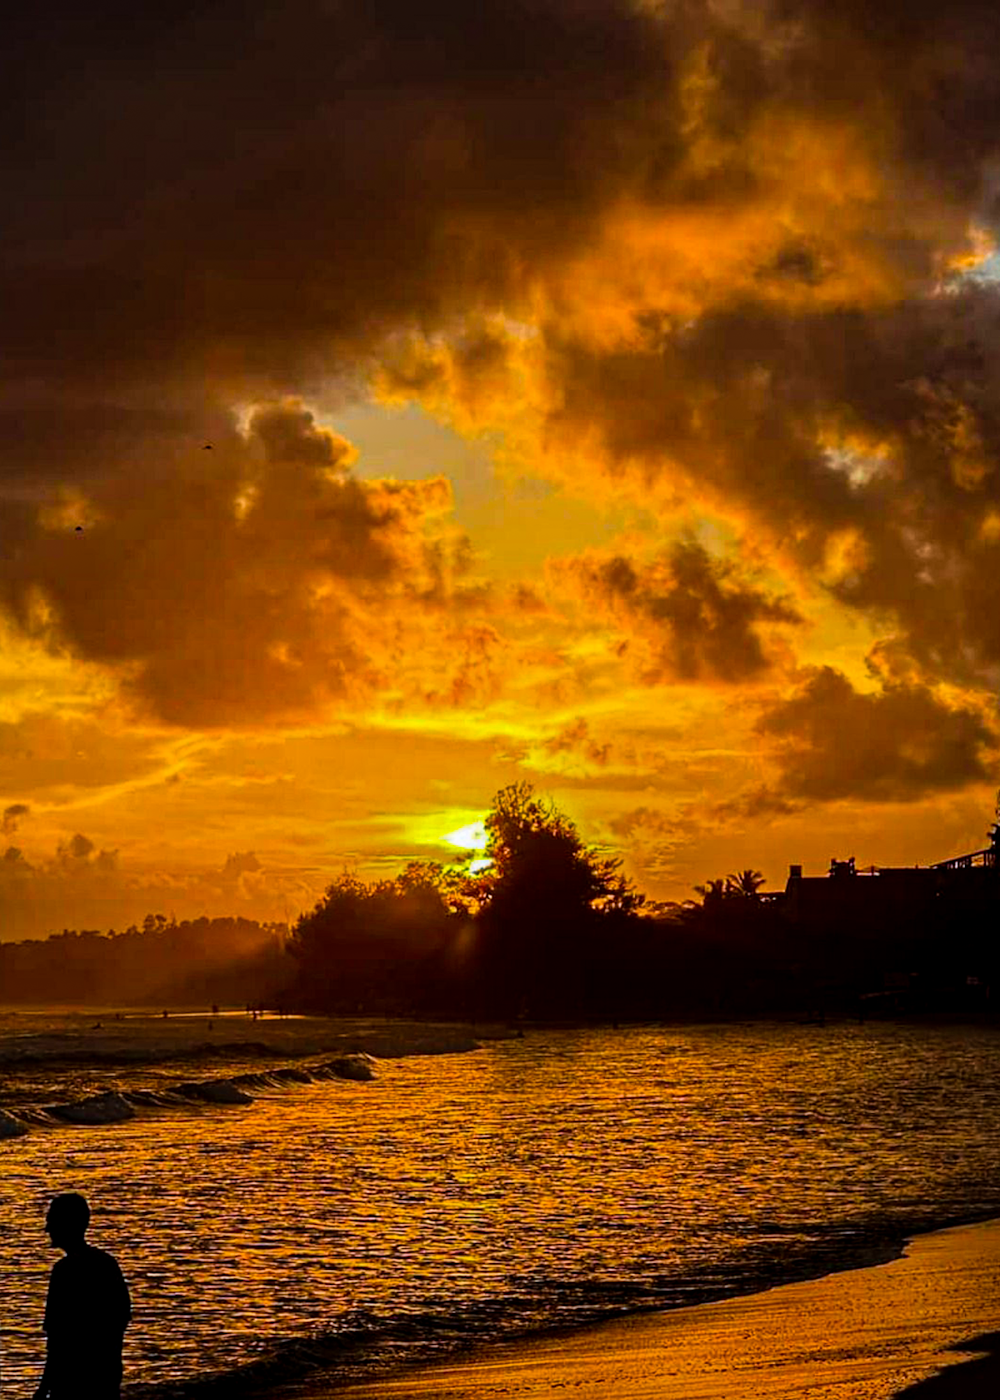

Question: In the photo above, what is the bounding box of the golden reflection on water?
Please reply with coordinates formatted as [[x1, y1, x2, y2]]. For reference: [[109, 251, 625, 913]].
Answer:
[[2, 1022, 1000, 1392]]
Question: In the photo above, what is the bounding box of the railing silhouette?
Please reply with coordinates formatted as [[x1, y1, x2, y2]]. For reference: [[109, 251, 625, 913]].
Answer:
[[930, 847, 998, 871]]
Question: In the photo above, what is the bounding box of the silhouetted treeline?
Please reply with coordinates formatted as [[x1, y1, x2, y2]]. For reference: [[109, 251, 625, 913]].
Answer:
[[0, 914, 291, 1006], [288, 784, 1000, 1020], [4, 786, 998, 1020], [288, 784, 647, 1018]]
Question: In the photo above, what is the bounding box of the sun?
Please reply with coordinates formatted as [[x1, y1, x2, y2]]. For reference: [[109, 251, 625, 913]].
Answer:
[[442, 820, 488, 851]]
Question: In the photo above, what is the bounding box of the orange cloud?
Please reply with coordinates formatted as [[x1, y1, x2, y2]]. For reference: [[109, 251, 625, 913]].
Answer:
[[2, 803, 29, 837], [756, 667, 998, 804], [5, 3, 1000, 722], [0, 834, 313, 942], [554, 538, 801, 685], [0, 401, 491, 726], [5, 0, 1000, 915]]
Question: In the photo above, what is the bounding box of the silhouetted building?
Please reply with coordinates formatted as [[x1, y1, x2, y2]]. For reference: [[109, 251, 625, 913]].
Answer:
[[784, 806, 1000, 927], [784, 845, 999, 926], [779, 820, 1000, 1011]]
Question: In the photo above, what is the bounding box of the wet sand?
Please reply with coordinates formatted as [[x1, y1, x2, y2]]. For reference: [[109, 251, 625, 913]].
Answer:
[[314, 1218, 1000, 1400], [897, 1332, 1000, 1398]]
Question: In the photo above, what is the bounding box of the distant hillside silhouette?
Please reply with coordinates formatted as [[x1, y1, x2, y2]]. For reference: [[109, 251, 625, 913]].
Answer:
[[0, 915, 291, 1006], [4, 785, 997, 1020]]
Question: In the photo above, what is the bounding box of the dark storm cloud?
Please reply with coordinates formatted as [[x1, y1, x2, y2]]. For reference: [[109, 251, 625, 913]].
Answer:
[[57, 832, 99, 866], [567, 539, 801, 683], [2, 0, 679, 390], [756, 666, 997, 802], [546, 286, 1000, 689], [0, 0, 690, 723], [6, 1, 1000, 726], [7, 0, 999, 393], [220, 851, 262, 881], [348, 1, 1000, 708], [542, 719, 611, 767], [0, 401, 470, 725]]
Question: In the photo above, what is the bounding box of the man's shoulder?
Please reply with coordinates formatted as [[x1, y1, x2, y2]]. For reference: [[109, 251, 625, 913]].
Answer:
[[83, 1245, 125, 1273], [56, 1245, 124, 1277]]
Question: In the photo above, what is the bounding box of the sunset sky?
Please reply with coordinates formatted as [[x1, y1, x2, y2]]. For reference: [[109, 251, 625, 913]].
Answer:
[[4, 1, 1000, 939]]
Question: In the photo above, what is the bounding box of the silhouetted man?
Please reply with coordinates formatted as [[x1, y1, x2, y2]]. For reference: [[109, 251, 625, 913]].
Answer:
[[35, 1192, 131, 1400]]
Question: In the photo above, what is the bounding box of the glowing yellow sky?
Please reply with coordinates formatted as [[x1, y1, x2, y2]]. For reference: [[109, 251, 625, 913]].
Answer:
[[1, 390, 995, 942], [4, 3, 1000, 939]]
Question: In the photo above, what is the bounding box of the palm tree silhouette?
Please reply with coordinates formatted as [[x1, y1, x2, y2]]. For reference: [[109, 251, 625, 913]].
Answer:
[[694, 877, 728, 907], [726, 868, 765, 900]]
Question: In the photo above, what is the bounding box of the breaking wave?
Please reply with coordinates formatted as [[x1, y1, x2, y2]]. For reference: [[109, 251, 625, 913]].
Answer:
[[0, 1024, 481, 1072], [4, 1054, 376, 1134], [4, 1022, 1000, 1400]]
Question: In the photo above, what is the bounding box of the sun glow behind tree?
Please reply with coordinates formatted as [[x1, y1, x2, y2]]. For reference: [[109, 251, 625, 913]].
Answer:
[[6, 0, 1000, 935], [443, 821, 492, 874]]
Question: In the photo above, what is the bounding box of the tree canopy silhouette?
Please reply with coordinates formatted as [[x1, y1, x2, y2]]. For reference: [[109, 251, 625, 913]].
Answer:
[[16, 785, 989, 1023], [287, 861, 470, 1014], [286, 784, 646, 1018], [0, 915, 289, 1005], [467, 782, 644, 1016]]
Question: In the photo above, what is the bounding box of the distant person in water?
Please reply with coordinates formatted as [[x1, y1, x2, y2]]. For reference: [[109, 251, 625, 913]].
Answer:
[[35, 1192, 131, 1400]]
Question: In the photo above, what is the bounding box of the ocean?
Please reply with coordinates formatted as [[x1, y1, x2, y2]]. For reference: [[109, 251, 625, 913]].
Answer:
[[2, 1012, 1000, 1398]]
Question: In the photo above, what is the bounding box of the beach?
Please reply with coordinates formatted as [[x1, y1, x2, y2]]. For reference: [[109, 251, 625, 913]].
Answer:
[[315, 1217, 1000, 1400], [6, 1017, 1000, 1398]]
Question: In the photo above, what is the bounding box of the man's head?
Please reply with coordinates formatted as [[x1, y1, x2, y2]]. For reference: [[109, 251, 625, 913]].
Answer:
[[45, 1192, 91, 1250]]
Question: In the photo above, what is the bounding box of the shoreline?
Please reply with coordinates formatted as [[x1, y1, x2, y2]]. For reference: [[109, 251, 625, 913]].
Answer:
[[124, 1209, 1000, 1400], [283, 1216, 1000, 1400], [9, 1016, 1000, 1400], [897, 1333, 1000, 1397]]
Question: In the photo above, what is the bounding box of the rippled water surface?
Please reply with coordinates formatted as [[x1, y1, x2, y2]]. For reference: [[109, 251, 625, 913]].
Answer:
[[3, 1013, 1000, 1396]]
